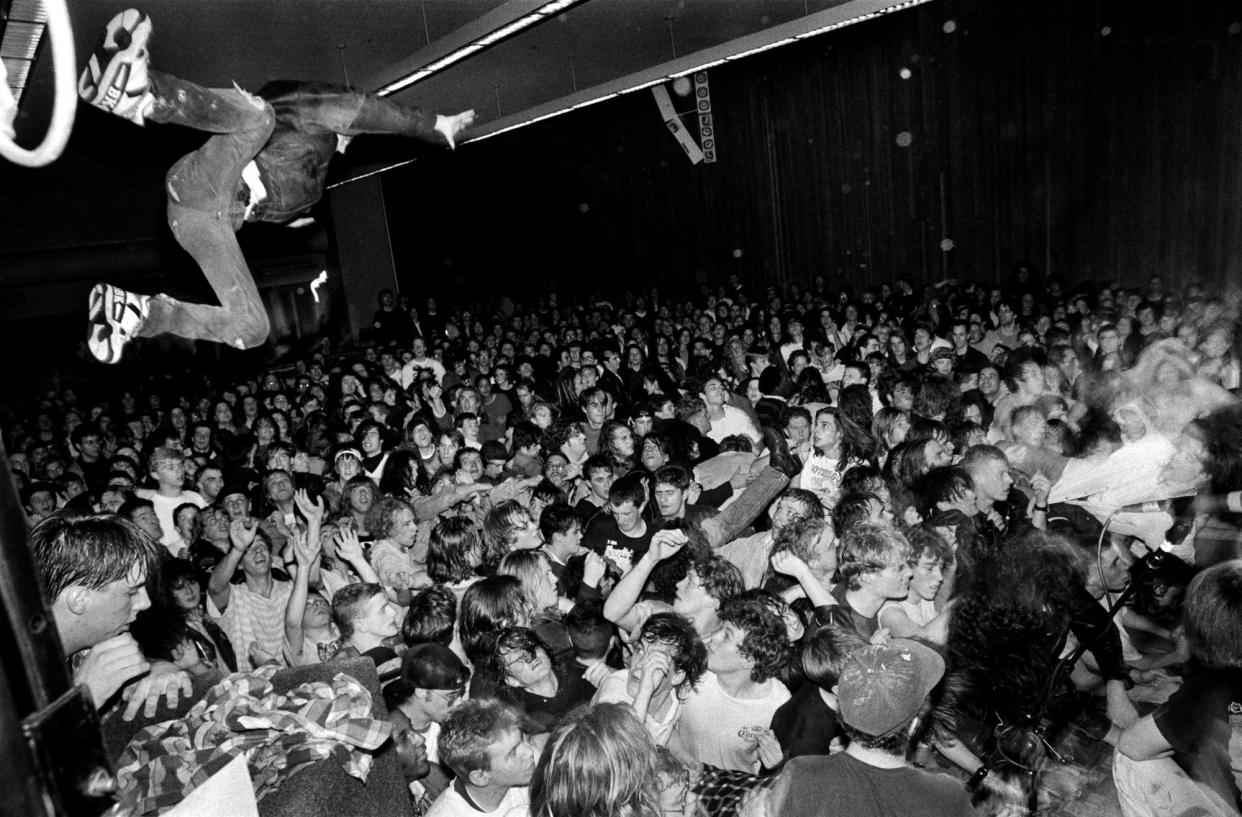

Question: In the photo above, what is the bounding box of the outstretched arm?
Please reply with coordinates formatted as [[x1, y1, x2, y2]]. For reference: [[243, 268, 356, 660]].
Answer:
[[268, 82, 475, 148], [293, 489, 326, 588], [208, 518, 258, 613], [603, 528, 687, 634], [335, 528, 380, 584], [770, 551, 833, 609], [284, 530, 321, 662]]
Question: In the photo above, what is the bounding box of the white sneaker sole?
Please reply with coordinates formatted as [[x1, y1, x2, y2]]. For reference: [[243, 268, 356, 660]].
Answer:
[[78, 9, 153, 123], [86, 282, 148, 364]]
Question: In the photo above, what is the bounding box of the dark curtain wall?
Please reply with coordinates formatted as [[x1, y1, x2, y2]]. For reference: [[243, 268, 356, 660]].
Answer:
[[380, 0, 1242, 300]]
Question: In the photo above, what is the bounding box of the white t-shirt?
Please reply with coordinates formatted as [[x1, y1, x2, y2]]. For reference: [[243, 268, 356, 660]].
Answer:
[[426, 780, 529, 817], [670, 670, 791, 772], [880, 597, 937, 629], [798, 453, 862, 509], [592, 668, 682, 746], [136, 488, 206, 554], [706, 405, 762, 445]]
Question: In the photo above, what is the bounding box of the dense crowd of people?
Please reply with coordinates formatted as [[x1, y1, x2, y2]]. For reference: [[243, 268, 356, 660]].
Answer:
[[9, 268, 1242, 817]]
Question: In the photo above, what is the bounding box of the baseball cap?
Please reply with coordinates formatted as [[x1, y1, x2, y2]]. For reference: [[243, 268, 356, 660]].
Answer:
[[837, 639, 945, 738], [480, 440, 509, 463], [219, 482, 250, 502], [395, 644, 470, 693]]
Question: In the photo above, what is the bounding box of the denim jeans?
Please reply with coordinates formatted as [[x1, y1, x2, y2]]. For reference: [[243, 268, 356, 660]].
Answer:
[[138, 71, 275, 349], [701, 466, 790, 549], [249, 80, 439, 223], [136, 75, 441, 349]]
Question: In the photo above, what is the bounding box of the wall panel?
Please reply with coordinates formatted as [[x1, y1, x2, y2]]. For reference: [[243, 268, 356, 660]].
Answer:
[[380, 0, 1242, 302]]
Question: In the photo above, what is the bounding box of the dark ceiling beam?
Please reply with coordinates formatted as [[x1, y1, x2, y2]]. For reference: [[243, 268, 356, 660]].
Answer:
[[467, 0, 935, 144], [361, 0, 592, 97]]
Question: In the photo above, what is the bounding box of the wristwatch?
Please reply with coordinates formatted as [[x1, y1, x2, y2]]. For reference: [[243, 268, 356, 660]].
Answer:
[[966, 765, 991, 791]]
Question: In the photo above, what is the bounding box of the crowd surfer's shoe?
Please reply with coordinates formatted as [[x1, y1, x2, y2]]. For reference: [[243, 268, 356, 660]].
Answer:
[[78, 9, 154, 125], [87, 283, 149, 364]]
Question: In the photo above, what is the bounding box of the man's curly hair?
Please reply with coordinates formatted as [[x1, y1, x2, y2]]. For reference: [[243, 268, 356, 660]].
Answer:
[[637, 612, 708, 693], [717, 596, 790, 683]]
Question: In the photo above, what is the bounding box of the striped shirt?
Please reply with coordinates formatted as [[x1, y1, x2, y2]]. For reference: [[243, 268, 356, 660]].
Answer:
[[209, 580, 293, 671]]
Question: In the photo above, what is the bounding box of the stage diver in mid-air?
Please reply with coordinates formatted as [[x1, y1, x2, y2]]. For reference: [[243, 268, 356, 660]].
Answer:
[[78, 9, 474, 362]]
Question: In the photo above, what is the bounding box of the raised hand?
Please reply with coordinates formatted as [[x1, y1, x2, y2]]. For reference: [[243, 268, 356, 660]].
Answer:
[[335, 528, 364, 563], [267, 510, 293, 538], [648, 528, 688, 563], [770, 550, 811, 581], [229, 517, 259, 551], [291, 529, 320, 568], [582, 550, 608, 587], [294, 488, 325, 522], [634, 650, 674, 694]]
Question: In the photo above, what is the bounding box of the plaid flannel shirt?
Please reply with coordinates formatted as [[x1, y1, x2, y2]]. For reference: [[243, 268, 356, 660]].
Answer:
[[117, 665, 392, 815]]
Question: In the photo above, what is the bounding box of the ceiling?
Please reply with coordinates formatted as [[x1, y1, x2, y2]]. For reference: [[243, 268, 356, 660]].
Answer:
[[6, 0, 892, 188], [0, 0, 924, 331]]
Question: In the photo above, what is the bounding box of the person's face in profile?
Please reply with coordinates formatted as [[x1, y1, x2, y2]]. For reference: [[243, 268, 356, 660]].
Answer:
[[389, 708, 431, 781]]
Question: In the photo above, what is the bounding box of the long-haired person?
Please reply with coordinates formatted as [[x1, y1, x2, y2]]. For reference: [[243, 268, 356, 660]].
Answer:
[[427, 516, 485, 600], [530, 703, 662, 817], [792, 407, 871, 510], [459, 575, 532, 689], [932, 529, 1133, 807], [497, 548, 571, 658], [479, 627, 594, 733], [132, 557, 237, 675]]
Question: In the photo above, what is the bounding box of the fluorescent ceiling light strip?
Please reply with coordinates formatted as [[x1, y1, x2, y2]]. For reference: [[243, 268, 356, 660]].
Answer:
[[337, 0, 931, 186], [376, 0, 588, 97], [472, 0, 933, 145]]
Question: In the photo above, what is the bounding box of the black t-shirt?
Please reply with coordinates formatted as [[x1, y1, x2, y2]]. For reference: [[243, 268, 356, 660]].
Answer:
[[582, 514, 655, 574], [770, 682, 842, 762], [372, 307, 413, 346], [953, 346, 991, 370], [773, 753, 976, 817], [1153, 664, 1242, 811], [77, 456, 111, 491], [499, 662, 595, 734], [574, 496, 607, 527], [821, 583, 880, 642]]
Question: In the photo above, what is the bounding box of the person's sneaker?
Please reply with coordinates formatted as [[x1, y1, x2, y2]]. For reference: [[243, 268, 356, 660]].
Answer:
[[78, 9, 154, 125], [86, 283, 149, 364]]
